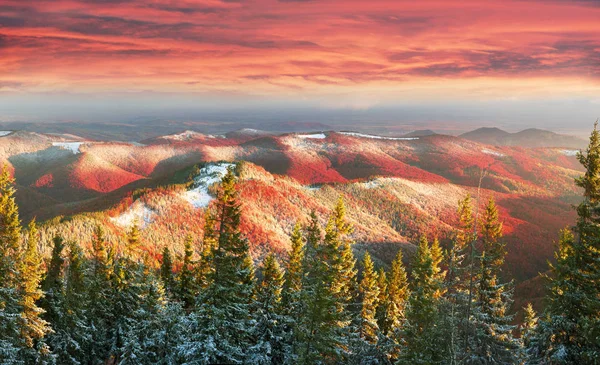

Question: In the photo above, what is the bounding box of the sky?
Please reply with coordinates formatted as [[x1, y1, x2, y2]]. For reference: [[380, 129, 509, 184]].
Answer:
[[0, 0, 599, 132]]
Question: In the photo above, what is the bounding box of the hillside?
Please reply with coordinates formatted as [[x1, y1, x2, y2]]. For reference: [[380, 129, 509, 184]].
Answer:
[[461, 127, 586, 148], [0, 129, 583, 286]]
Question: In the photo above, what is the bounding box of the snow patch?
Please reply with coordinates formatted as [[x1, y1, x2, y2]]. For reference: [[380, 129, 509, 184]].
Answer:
[[362, 179, 382, 189], [297, 133, 327, 139], [162, 130, 203, 141], [52, 142, 84, 154], [340, 132, 419, 141], [181, 162, 235, 208], [0, 131, 13, 137], [110, 201, 155, 228], [481, 148, 505, 157], [304, 185, 321, 191], [561, 149, 579, 156]]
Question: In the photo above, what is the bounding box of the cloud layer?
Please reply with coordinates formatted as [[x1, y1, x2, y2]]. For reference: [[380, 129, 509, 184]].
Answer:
[[0, 0, 599, 107]]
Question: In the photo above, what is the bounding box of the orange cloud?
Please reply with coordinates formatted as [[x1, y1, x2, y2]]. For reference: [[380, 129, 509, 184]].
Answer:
[[0, 0, 598, 101]]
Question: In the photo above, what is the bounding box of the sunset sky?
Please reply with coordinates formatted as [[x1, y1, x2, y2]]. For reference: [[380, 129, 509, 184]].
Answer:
[[0, 0, 599, 131]]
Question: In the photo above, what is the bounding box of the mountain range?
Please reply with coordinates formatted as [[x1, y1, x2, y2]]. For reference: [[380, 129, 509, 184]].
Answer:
[[0, 126, 584, 308]]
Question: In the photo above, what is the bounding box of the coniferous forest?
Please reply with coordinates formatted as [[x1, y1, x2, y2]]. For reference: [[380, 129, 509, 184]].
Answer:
[[1, 126, 600, 365]]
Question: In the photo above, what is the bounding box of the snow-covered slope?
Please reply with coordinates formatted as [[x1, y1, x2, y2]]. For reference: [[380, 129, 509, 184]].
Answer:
[[110, 201, 156, 228], [340, 132, 419, 141], [52, 142, 84, 154], [181, 162, 235, 208]]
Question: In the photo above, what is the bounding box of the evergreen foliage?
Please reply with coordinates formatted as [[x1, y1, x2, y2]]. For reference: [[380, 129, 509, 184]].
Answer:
[[1, 124, 600, 364]]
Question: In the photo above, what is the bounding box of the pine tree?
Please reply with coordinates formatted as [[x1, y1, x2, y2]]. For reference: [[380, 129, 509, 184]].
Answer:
[[159, 246, 175, 296], [430, 237, 446, 298], [181, 166, 256, 364], [53, 241, 90, 364], [281, 222, 305, 363], [381, 250, 409, 337], [520, 303, 539, 364], [535, 122, 600, 364], [374, 267, 388, 330], [248, 253, 287, 364], [399, 236, 443, 365], [119, 263, 187, 365], [446, 194, 475, 364], [125, 223, 141, 257], [283, 222, 304, 309], [467, 197, 518, 364], [0, 166, 22, 364], [536, 227, 599, 364], [17, 220, 51, 361], [85, 225, 115, 364], [358, 252, 380, 345], [0, 167, 21, 286], [198, 209, 217, 290], [296, 201, 357, 364], [40, 235, 65, 326], [178, 234, 197, 310]]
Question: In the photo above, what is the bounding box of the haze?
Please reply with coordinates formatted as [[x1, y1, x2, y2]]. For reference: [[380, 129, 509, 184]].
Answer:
[[0, 0, 598, 135]]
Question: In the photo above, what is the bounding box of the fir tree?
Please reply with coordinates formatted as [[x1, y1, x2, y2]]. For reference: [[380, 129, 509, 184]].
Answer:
[[467, 197, 518, 364], [535, 122, 600, 364], [159, 246, 175, 296], [0, 167, 22, 364], [197, 209, 217, 290], [85, 225, 115, 364], [446, 194, 475, 364], [125, 223, 141, 258], [381, 250, 409, 337], [295, 202, 357, 364], [53, 241, 90, 364], [178, 234, 197, 310], [358, 252, 380, 344], [282, 222, 305, 363], [17, 220, 51, 361], [119, 263, 187, 365], [0, 167, 21, 286], [399, 235, 443, 365], [283, 222, 304, 309], [248, 253, 287, 364], [181, 166, 256, 364], [40, 235, 66, 326], [520, 303, 539, 364]]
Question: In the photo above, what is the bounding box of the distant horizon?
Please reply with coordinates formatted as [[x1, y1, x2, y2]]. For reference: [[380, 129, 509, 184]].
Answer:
[[1, 0, 599, 131]]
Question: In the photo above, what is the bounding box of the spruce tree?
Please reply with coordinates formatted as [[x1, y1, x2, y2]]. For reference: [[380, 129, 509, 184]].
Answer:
[[178, 234, 197, 310], [17, 220, 51, 361], [446, 194, 475, 363], [125, 223, 141, 258], [282, 222, 305, 363], [399, 236, 443, 365], [0, 167, 23, 364], [40, 235, 66, 327], [520, 303, 539, 364], [159, 246, 175, 296], [248, 253, 287, 364], [358, 252, 380, 344], [467, 197, 518, 364], [119, 262, 187, 365], [536, 122, 600, 364], [283, 222, 304, 309], [381, 250, 409, 337], [85, 225, 115, 364], [55, 241, 90, 364], [181, 166, 256, 364], [197, 209, 217, 290], [0, 167, 21, 286], [295, 201, 357, 364]]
